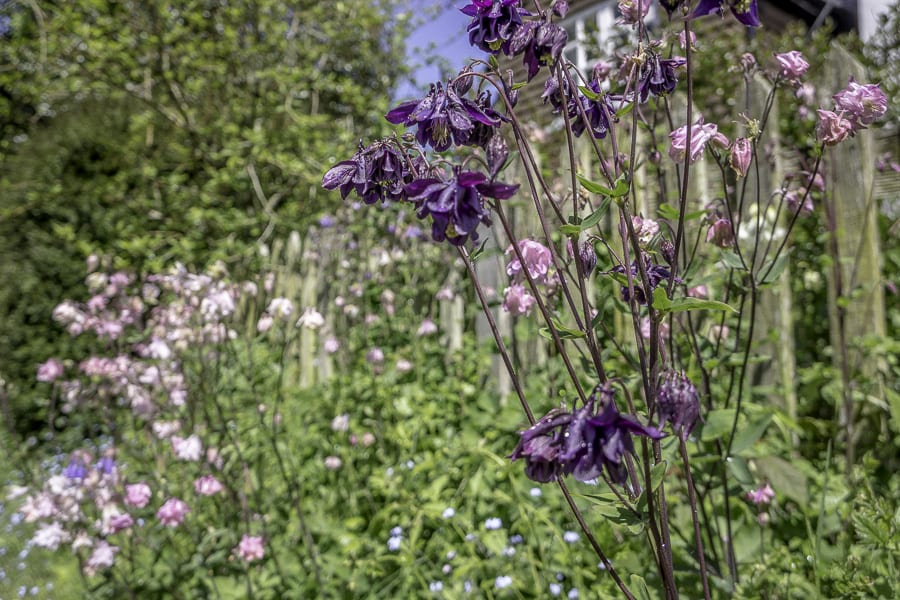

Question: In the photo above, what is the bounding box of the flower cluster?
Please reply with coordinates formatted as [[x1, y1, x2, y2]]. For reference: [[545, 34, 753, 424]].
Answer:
[[817, 79, 887, 146], [611, 254, 676, 305], [502, 239, 554, 316], [322, 139, 420, 204], [385, 83, 504, 151], [510, 385, 663, 484]]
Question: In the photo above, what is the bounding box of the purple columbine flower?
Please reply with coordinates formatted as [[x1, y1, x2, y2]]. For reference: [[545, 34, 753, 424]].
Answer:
[[657, 372, 700, 440], [611, 254, 675, 305], [385, 82, 504, 151], [774, 50, 809, 81], [96, 456, 116, 475], [636, 52, 686, 103], [508, 20, 568, 81], [322, 140, 419, 205], [461, 0, 530, 55], [406, 169, 518, 246], [730, 137, 752, 177], [510, 385, 663, 484], [64, 460, 89, 480], [690, 0, 759, 28], [542, 77, 617, 139], [706, 217, 734, 248]]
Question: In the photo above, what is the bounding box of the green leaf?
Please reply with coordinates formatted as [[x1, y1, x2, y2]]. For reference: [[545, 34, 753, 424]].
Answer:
[[727, 456, 755, 488], [730, 412, 773, 455], [580, 196, 613, 230], [616, 101, 635, 118], [578, 85, 600, 100], [720, 250, 747, 271], [538, 319, 586, 340], [560, 224, 581, 236], [657, 203, 679, 221], [652, 287, 672, 310], [469, 238, 490, 262], [701, 409, 736, 442], [667, 297, 738, 314], [649, 460, 667, 493], [576, 173, 629, 198], [755, 455, 808, 504], [630, 574, 653, 600], [759, 252, 790, 285]]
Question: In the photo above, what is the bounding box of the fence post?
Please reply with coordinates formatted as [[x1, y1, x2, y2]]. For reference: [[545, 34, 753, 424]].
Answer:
[[822, 45, 886, 464]]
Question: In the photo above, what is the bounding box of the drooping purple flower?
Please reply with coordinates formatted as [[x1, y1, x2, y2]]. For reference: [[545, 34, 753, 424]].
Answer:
[[96, 456, 116, 475], [689, 0, 759, 27], [385, 83, 504, 151], [461, 0, 530, 55], [542, 77, 617, 139], [611, 254, 676, 305], [508, 20, 568, 81], [706, 218, 734, 248], [637, 52, 686, 103], [730, 137, 752, 177], [510, 386, 663, 484], [322, 140, 419, 205], [406, 170, 518, 246], [657, 372, 700, 440]]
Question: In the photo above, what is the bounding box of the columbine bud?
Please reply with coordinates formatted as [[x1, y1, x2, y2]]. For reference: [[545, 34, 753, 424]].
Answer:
[[730, 137, 752, 177], [592, 60, 612, 82], [706, 218, 734, 248], [578, 241, 597, 275], [551, 0, 569, 18], [487, 134, 509, 179], [657, 372, 700, 440], [660, 240, 675, 266], [739, 52, 756, 72], [454, 67, 474, 95]]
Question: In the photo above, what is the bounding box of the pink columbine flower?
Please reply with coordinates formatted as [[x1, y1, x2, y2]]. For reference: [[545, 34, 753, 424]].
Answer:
[[194, 475, 224, 496], [747, 483, 775, 505], [502, 284, 537, 316], [706, 218, 735, 248], [417, 319, 438, 336], [816, 109, 853, 146], [37, 359, 64, 383], [171, 434, 203, 462], [668, 116, 729, 164], [679, 30, 697, 51], [833, 80, 887, 129], [256, 314, 274, 333], [774, 51, 809, 80], [631, 216, 660, 245], [730, 138, 752, 177], [156, 498, 190, 527], [506, 240, 553, 285], [124, 483, 152, 508], [236, 534, 265, 562], [435, 287, 455, 301]]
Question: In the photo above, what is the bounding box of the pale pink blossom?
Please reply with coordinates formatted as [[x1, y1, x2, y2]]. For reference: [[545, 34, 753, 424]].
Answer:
[[37, 359, 64, 383], [331, 414, 350, 432], [417, 319, 438, 336], [323, 337, 340, 353], [21, 493, 56, 522], [194, 475, 224, 496], [679, 30, 697, 51], [747, 483, 775, 505], [124, 483, 152, 508], [395, 358, 413, 373], [435, 287, 455, 301], [687, 285, 708, 298], [506, 240, 553, 285], [502, 284, 536, 316], [833, 79, 887, 128], [236, 534, 265, 562], [774, 51, 809, 80], [617, 0, 649, 24], [85, 541, 119, 576], [152, 420, 181, 439], [816, 109, 852, 146], [668, 116, 729, 164], [361, 432, 376, 447], [366, 347, 384, 364], [324, 456, 343, 470], [171, 434, 203, 462], [156, 498, 190, 527], [256, 315, 274, 333], [631, 216, 659, 245]]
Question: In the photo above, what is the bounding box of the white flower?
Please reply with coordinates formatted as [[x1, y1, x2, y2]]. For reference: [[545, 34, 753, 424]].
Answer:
[[171, 434, 202, 461], [563, 530, 580, 543], [529, 487, 542, 497], [331, 414, 350, 432], [296, 307, 325, 329], [266, 298, 294, 319], [31, 522, 70, 550], [484, 517, 502, 530], [495, 575, 513, 589], [441, 507, 455, 519], [387, 536, 402, 551], [429, 581, 443, 592], [85, 541, 118, 575], [549, 583, 562, 596]]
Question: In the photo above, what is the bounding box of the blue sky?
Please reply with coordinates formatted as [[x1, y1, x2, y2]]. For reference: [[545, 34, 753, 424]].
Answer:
[[394, 2, 473, 101]]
